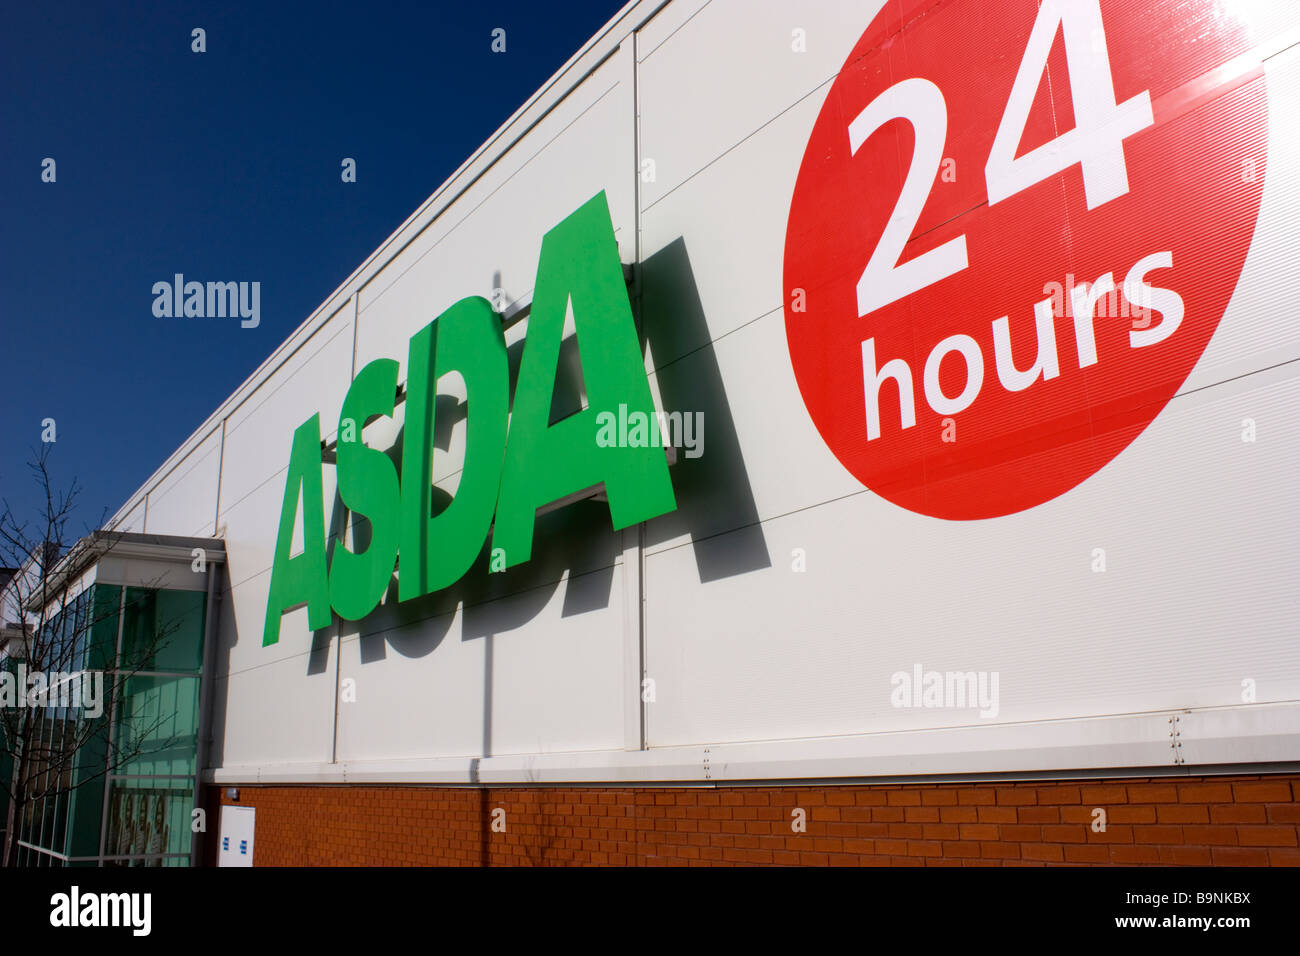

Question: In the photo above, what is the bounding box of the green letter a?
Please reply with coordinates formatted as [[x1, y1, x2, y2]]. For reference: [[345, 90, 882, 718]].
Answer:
[[263, 413, 332, 645], [493, 191, 676, 567]]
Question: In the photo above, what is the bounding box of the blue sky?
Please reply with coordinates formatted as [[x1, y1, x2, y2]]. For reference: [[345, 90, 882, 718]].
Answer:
[[0, 0, 626, 552]]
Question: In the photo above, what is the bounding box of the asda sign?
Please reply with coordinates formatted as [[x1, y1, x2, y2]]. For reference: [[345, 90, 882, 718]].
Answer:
[[263, 193, 676, 646]]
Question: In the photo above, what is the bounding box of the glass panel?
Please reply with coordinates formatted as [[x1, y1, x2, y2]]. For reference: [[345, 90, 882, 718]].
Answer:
[[62, 716, 108, 860], [83, 584, 121, 674], [113, 674, 200, 779], [103, 779, 194, 864], [122, 588, 205, 674], [107, 588, 205, 867]]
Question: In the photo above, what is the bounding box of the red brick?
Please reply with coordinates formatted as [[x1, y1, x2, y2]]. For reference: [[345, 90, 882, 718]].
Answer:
[[1211, 804, 1267, 824], [1017, 807, 1060, 824], [1265, 804, 1300, 824], [1210, 846, 1269, 865], [1237, 826, 1298, 847], [1036, 786, 1081, 805], [1108, 805, 1155, 824], [1133, 825, 1183, 845], [1021, 843, 1064, 862], [1267, 847, 1300, 866], [921, 789, 959, 806], [923, 824, 961, 841], [1110, 845, 1161, 864], [1158, 846, 1212, 866], [1156, 804, 1209, 824], [996, 788, 1038, 806], [1180, 825, 1237, 846], [980, 841, 1021, 859], [1059, 806, 1093, 824], [203, 776, 1300, 868], [1127, 784, 1178, 803], [1088, 824, 1134, 844], [1234, 782, 1292, 802], [977, 806, 1017, 824], [1177, 782, 1233, 803], [1000, 825, 1041, 842], [1042, 825, 1087, 844], [1080, 785, 1127, 804]]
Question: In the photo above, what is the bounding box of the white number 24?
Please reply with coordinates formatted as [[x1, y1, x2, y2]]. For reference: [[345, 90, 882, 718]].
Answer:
[[851, 0, 1154, 319]]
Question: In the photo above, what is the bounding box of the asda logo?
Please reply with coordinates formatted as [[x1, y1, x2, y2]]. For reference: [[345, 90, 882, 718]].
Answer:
[[263, 193, 676, 646]]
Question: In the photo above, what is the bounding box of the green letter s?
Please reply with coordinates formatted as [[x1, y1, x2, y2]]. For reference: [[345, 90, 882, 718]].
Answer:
[[329, 358, 402, 620]]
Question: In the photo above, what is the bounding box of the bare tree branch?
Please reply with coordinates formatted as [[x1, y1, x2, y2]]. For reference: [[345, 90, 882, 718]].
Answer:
[[1, 447, 199, 867]]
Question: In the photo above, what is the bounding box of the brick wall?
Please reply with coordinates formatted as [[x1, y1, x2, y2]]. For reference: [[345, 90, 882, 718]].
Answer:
[[209, 773, 1300, 866]]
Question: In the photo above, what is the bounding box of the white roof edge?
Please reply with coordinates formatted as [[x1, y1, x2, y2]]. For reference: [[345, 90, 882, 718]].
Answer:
[[108, 0, 667, 530]]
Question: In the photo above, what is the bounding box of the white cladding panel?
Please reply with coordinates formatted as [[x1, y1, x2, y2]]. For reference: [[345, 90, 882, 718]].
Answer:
[[333, 562, 628, 762], [142, 425, 222, 538], [211, 642, 337, 769], [114, 498, 147, 534], [100, 0, 1300, 781], [636, 0, 880, 210]]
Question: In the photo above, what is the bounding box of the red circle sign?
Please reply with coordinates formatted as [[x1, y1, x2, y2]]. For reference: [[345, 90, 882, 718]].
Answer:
[[784, 0, 1268, 520]]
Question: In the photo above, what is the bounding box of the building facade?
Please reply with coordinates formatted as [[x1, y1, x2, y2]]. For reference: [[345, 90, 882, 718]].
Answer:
[[1, 535, 223, 865], [53, 0, 1300, 864]]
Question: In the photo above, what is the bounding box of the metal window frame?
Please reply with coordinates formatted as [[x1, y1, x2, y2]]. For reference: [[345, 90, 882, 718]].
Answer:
[[16, 840, 191, 865], [96, 585, 128, 862]]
